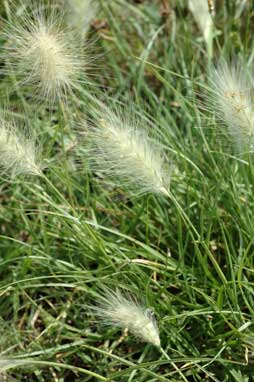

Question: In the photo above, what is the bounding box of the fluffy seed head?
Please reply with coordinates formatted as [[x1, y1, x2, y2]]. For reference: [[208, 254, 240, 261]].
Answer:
[[0, 118, 41, 177], [3, 3, 85, 102], [207, 61, 254, 152], [84, 105, 170, 195], [95, 289, 161, 347]]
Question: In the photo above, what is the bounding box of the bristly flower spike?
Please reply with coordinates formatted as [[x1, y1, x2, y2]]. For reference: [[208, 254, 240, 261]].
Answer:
[[207, 60, 254, 152], [94, 288, 189, 380], [0, 118, 41, 177], [95, 288, 191, 380], [2, 2, 86, 103], [95, 289, 161, 347], [84, 104, 171, 196]]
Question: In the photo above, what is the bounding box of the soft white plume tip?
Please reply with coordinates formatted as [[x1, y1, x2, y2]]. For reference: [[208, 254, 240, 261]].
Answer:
[[95, 289, 161, 348]]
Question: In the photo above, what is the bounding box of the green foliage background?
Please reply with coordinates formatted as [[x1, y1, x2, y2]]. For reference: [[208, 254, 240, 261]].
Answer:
[[0, 0, 254, 381]]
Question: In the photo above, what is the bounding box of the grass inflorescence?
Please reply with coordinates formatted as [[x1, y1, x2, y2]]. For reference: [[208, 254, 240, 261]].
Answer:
[[0, 1, 254, 382]]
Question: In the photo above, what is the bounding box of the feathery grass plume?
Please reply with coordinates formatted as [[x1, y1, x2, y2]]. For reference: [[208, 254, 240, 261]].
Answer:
[[207, 60, 254, 152], [188, 0, 213, 57], [0, 118, 41, 176], [84, 104, 170, 195], [95, 289, 161, 347], [2, 1, 86, 103], [65, 0, 98, 38]]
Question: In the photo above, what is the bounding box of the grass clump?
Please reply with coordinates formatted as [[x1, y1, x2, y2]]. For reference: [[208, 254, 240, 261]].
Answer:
[[0, 1, 254, 382]]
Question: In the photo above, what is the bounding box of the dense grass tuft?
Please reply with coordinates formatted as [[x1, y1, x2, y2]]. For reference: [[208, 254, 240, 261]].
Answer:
[[0, 1, 254, 381]]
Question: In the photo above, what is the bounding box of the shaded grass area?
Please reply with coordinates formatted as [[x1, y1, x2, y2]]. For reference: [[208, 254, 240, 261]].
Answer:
[[1, 0, 254, 380]]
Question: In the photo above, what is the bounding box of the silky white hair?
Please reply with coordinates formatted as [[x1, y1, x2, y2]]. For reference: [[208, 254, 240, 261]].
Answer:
[[0, 118, 41, 176], [83, 104, 171, 195], [2, 1, 86, 103], [95, 289, 161, 347], [207, 61, 254, 152]]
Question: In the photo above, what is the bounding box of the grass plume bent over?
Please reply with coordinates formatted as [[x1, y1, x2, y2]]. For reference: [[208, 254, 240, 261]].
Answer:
[[207, 61, 254, 152], [0, 118, 41, 176], [84, 105, 170, 195], [95, 289, 161, 348], [3, 2, 86, 103]]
